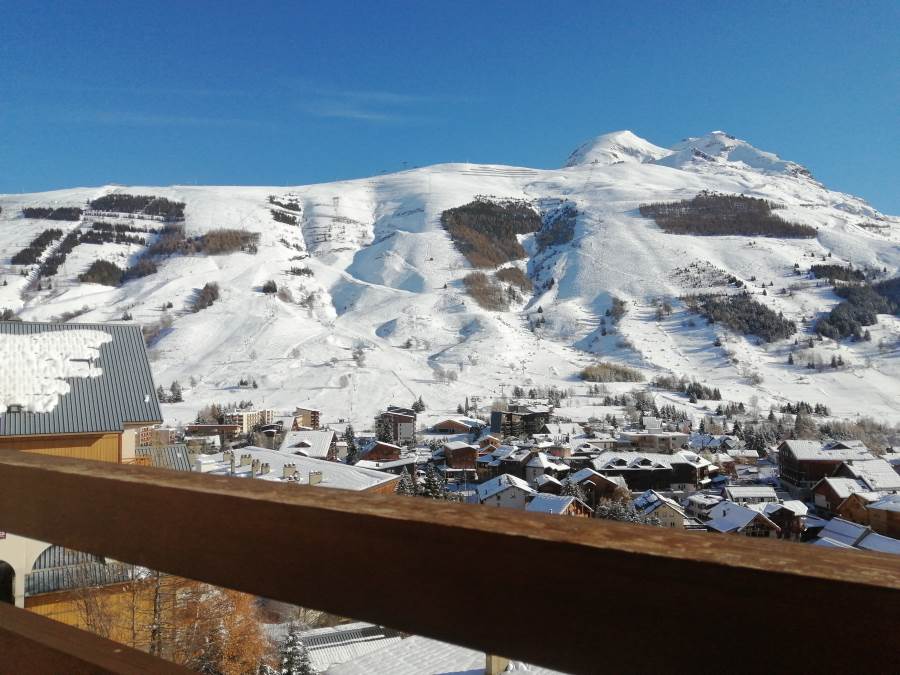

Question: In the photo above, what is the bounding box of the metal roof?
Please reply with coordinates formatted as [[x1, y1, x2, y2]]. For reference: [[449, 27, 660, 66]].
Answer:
[[0, 321, 162, 436], [136, 444, 192, 472]]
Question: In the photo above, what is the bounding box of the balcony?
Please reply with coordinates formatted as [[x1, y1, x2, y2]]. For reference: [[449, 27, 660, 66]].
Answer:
[[0, 448, 898, 673]]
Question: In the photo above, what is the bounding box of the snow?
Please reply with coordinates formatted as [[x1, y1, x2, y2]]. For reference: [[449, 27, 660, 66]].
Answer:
[[525, 494, 577, 514], [0, 329, 112, 413], [1, 130, 898, 430]]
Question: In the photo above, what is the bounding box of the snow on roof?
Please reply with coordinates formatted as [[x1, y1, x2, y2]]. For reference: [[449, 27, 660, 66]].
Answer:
[[843, 459, 900, 492], [269, 622, 403, 673], [476, 473, 535, 501], [443, 440, 477, 451], [200, 447, 396, 491], [540, 422, 584, 437], [867, 494, 900, 512], [773, 500, 809, 517], [329, 634, 565, 675], [534, 474, 562, 487], [817, 477, 869, 500], [634, 490, 685, 516], [433, 417, 481, 429], [813, 536, 854, 549], [526, 452, 567, 470], [279, 429, 336, 458], [687, 493, 723, 507], [0, 328, 112, 414], [568, 467, 605, 484], [818, 518, 869, 547], [781, 440, 873, 461], [723, 486, 778, 501], [706, 501, 777, 533], [526, 494, 580, 515], [856, 531, 900, 555]]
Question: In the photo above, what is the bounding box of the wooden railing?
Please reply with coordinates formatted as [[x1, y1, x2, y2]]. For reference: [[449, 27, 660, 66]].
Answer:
[[0, 449, 898, 673]]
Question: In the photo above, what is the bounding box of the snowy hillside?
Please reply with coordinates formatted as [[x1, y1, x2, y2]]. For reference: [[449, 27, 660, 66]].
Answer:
[[2, 131, 899, 429]]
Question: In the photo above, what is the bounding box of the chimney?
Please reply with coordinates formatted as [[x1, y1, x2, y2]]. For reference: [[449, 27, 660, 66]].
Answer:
[[485, 654, 510, 675], [240, 453, 252, 466], [283, 463, 297, 480], [251, 458, 260, 476], [260, 462, 270, 475]]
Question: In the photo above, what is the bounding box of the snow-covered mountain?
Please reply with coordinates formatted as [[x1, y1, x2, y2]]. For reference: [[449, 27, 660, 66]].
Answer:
[[2, 131, 898, 428]]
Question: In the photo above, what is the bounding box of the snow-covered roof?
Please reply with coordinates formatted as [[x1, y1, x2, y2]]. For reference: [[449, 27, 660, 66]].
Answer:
[[526, 494, 584, 515], [781, 440, 873, 462], [534, 474, 562, 487], [0, 322, 162, 434], [279, 429, 336, 458], [476, 474, 535, 501], [856, 531, 900, 555], [526, 452, 568, 471], [329, 634, 565, 675], [634, 490, 685, 517], [723, 486, 778, 501], [706, 501, 778, 533], [842, 459, 900, 492], [816, 477, 869, 500], [817, 518, 868, 547], [198, 447, 396, 491], [269, 623, 403, 673], [443, 440, 477, 451]]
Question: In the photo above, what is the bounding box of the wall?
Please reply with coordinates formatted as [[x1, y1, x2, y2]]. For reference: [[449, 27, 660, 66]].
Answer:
[[0, 534, 52, 607], [867, 509, 900, 538], [0, 433, 120, 463]]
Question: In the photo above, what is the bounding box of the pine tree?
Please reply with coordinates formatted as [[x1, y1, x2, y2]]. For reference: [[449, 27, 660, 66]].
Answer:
[[396, 468, 417, 496], [343, 424, 358, 464], [560, 479, 585, 501], [279, 623, 314, 675], [156, 385, 168, 403], [456, 403, 464, 414], [170, 380, 183, 403], [422, 464, 444, 499], [787, 352, 794, 365]]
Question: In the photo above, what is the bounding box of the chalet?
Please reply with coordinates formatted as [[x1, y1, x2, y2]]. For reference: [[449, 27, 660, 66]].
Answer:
[[535, 474, 563, 494], [0, 321, 162, 463], [617, 430, 689, 452], [443, 440, 479, 470], [832, 458, 900, 493], [778, 440, 873, 495], [633, 490, 703, 530], [590, 450, 714, 492], [476, 474, 535, 509], [376, 406, 417, 445], [524, 451, 570, 485], [355, 457, 421, 476], [567, 468, 624, 509], [684, 493, 724, 520], [431, 417, 482, 434], [705, 502, 781, 537], [722, 486, 778, 505], [835, 491, 879, 526], [478, 435, 502, 450], [525, 494, 592, 518], [866, 495, 900, 538], [812, 477, 872, 515], [490, 404, 551, 438], [362, 441, 403, 462], [293, 406, 321, 430], [538, 422, 585, 444], [760, 501, 808, 540]]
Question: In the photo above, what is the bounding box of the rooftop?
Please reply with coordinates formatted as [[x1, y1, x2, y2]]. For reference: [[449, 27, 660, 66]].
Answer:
[[0, 321, 162, 435]]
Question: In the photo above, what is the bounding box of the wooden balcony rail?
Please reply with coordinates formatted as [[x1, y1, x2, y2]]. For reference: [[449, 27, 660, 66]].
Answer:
[[1, 449, 898, 673]]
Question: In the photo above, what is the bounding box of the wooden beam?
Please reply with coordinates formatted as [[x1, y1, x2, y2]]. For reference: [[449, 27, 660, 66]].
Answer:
[[0, 602, 186, 674], [0, 450, 898, 673]]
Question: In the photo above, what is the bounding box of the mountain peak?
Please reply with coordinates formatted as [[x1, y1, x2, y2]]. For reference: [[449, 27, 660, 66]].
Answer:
[[656, 131, 813, 178], [563, 130, 671, 168]]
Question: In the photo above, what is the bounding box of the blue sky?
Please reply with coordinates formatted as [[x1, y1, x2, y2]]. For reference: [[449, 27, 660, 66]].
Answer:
[[1, 1, 897, 212]]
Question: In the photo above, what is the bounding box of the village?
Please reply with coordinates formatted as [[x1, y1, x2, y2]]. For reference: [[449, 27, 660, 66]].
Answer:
[[1, 320, 899, 674]]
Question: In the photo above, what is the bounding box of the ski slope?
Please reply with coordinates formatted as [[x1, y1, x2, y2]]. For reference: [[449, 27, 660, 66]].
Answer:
[[1, 131, 898, 428]]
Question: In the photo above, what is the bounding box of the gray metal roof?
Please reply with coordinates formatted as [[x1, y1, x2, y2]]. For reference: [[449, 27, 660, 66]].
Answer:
[[0, 321, 162, 436], [135, 444, 192, 472]]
